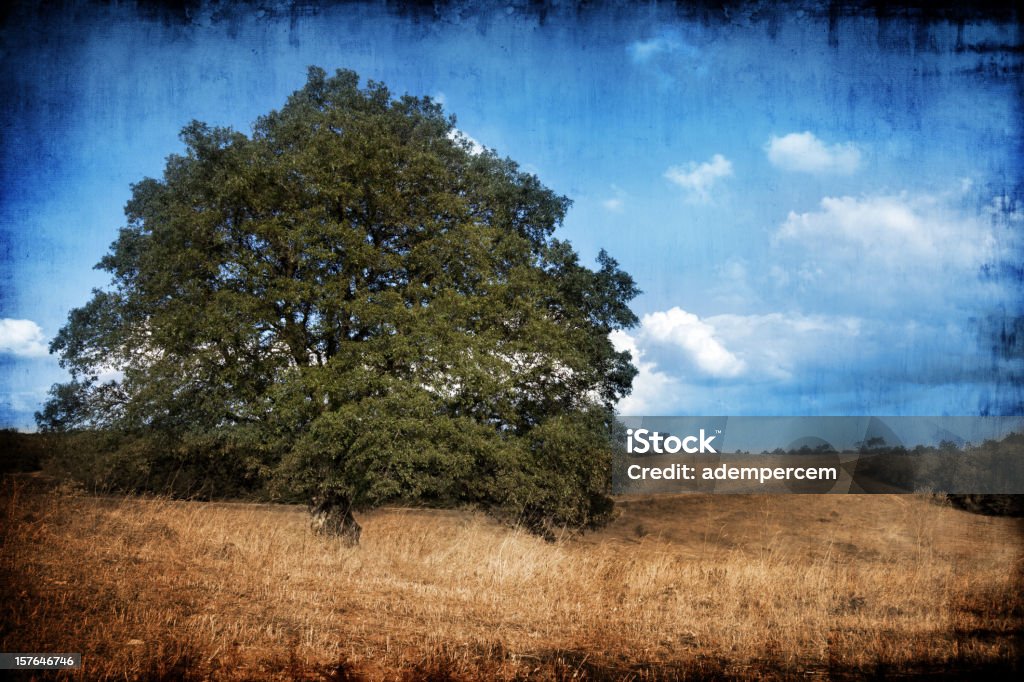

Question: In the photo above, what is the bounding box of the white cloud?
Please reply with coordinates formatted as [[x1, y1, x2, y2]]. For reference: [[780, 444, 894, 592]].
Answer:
[[628, 38, 663, 62], [637, 307, 746, 378], [768, 191, 1003, 316], [94, 366, 125, 384], [610, 307, 868, 413], [447, 128, 485, 155], [638, 307, 862, 383], [627, 32, 706, 86], [610, 329, 680, 415], [766, 132, 861, 174], [601, 185, 626, 213], [664, 154, 733, 202], [775, 192, 993, 269], [704, 312, 863, 381], [0, 319, 49, 358], [607, 188, 1020, 415], [628, 35, 683, 63], [709, 258, 760, 310]]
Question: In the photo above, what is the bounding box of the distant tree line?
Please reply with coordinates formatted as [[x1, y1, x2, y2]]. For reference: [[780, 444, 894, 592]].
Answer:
[[848, 432, 1024, 511]]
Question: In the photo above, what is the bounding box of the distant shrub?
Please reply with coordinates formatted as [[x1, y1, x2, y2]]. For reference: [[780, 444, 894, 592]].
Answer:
[[0, 429, 50, 473], [44, 429, 278, 500]]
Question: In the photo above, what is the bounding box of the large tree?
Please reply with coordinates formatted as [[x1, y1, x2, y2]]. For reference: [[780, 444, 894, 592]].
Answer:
[[38, 67, 639, 540]]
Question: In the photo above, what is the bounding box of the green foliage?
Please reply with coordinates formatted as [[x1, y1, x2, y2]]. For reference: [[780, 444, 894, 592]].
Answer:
[[41, 429, 274, 499], [38, 67, 639, 534]]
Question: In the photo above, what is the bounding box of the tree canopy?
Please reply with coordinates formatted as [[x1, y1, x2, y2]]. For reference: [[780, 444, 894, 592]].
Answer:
[[38, 67, 639, 538]]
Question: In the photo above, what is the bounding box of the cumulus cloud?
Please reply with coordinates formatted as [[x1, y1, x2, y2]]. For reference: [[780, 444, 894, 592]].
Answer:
[[609, 329, 681, 415], [641, 307, 746, 378], [664, 154, 733, 202], [611, 307, 868, 413], [611, 188, 1019, 415], [764, 191, 1010, 321], [704, 312, 863, 381], [447, 128, 485, 155], [0, 319, 49, 358], [766, 132, 861, 174], [775, 192, 993, 272]]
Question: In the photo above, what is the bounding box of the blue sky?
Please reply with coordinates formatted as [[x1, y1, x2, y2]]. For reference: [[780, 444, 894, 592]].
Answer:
[[1, 2, 1022, 428]]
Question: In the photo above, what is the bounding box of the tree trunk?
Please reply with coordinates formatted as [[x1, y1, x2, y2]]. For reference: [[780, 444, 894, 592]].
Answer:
[[309, 492, 362, 545]]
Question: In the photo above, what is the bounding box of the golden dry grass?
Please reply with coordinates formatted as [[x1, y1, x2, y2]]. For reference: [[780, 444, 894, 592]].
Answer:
[[1, 475, 1021, 680]]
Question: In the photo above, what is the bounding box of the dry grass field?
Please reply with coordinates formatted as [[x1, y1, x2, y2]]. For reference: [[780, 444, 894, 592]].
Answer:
[[1, 475, 1021, 680]]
